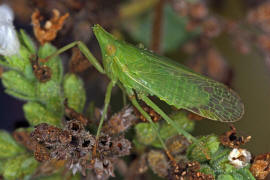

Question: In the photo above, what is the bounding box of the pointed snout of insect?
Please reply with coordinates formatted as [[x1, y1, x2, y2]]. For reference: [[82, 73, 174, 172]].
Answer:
[[93, 24, 113, 47], [93, 24, 118, 56]]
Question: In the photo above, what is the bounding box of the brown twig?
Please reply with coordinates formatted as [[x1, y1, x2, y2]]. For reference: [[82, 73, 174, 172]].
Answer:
[[151, 0, 166, 54]]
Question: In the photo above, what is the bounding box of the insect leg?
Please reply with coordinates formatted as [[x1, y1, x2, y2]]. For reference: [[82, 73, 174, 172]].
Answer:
[[96, 81, 115, 139], [43, 41, 105, 74], [129, 96, 168, 152], [140, 95, 197, 143]]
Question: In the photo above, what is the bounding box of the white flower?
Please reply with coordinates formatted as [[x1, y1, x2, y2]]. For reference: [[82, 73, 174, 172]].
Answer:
[[0, 4, 20, 56], [70, 162, 82, 175], [0, 4, 14, 22], [228, 148, 252, 168]]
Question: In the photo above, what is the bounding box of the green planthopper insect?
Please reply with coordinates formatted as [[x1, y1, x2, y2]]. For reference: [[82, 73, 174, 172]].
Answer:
[[47, 24, 244, 146]]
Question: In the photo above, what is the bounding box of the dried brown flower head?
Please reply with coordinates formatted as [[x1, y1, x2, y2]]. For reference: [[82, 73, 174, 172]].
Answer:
[[250, 152, 270, 179], [189, 2, 208, 20], [202, 18, 221, 38], [31, 9, 69, 45], [31, 117, 131, 178], [258, 35, 270, 53], [166, 135, 190, 156], [248, 2, 270, 32], [220, 125, 251, 148], [147, 150, 169, 177], [168, 161, 214, 180], [188, 48, 231, 84], [31, 56, 52, 83], [134, 102, 161, 123], [103, 105, 137, 135]]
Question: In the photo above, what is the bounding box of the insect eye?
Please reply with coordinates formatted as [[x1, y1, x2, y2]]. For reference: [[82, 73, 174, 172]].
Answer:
[[106, 44, 116, 56]]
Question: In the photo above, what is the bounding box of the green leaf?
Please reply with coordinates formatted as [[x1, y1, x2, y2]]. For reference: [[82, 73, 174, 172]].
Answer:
[[209, 146, 231, 174], [217, 174, 234, 180], [2, 70, 36, 100], [159, 111, 194, 139], [38, 43, 63, 83], [0, 131, 25, 158], [151, 111, 194, 148], [234, 166, 255, 180], [124, 4, 199, 52], [19, 29, 36, 55], [3, 154, 38, 180], [63, 74, 86, 113], [23, 102, 61, 126], [199, 164, 215, 176], [135, 122, 158, 145], [36, 80, 64, 116], [187, 135, 220, 162]]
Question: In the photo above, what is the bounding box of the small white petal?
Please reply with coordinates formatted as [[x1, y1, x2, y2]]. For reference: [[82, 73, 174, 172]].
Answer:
[[0, 4, 20, 56], [228, 148, 251, 168], [0, 23, 20, 56], [0, 4, 14, 22], [70, 162, 82, 175]]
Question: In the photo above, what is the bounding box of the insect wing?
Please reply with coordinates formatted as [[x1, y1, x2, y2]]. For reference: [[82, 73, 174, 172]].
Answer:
[[126, 51, 244, 122]]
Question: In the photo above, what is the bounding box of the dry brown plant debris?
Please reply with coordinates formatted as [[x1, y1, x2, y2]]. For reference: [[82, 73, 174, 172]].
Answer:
[[32, 9, 69, 45]]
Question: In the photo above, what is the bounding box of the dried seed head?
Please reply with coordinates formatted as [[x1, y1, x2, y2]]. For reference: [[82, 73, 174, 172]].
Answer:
[[31, 117, 131, 178], [228, 148, 252, 168], [189, 2, 208, 20], [104, 105, 137, 135], [168, 161, 214, 180], [31, 123, 62, 145], [66, 120, 84, 133], [250, 152, 270, 179], [258, 35, 270, 52], [247, 2, 270, 32], [94, 158, 115, 179], [133, 103, 161, 123], [166, 135, 190, 156], [202, 18, 221, 38], [220, 125, 251, 148], [31, 57, 52, 83], [31, 9, 69, 44], [148, 150, 169, 177], [111, 137, 131, 157]]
